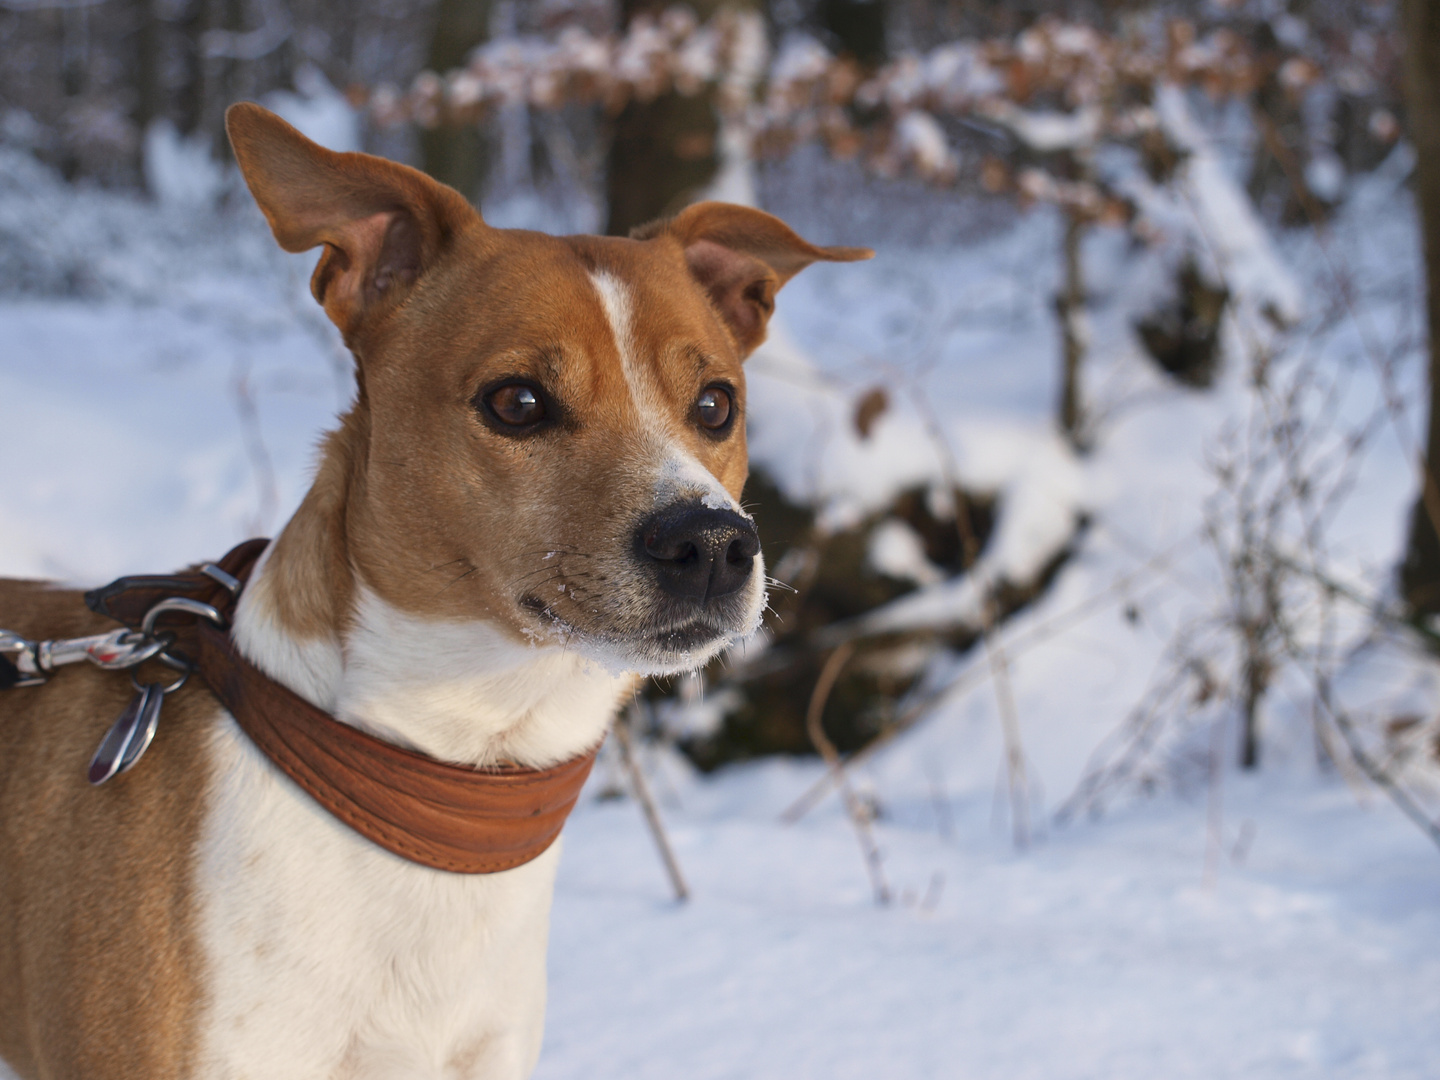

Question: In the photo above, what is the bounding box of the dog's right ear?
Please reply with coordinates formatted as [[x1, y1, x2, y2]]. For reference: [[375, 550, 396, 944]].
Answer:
[[226, 102, 478, 341], [632, 202, 873, 357]]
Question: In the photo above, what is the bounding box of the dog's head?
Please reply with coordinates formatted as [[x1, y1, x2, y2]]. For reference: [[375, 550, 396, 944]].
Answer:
[[227, 103, 870, 675]]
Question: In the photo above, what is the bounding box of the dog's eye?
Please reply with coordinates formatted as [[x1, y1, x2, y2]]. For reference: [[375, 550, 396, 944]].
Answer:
[[696, 386, 733, 431], [486, 382, 546, 427]]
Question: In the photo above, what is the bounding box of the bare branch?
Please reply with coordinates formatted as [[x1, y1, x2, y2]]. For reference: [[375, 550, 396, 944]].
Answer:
[[614, 702, 690, 903], [805, 642, 890, 906]]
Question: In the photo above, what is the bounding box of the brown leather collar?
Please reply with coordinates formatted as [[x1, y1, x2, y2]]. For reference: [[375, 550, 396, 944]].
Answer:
[[87, 541, 600, 874]]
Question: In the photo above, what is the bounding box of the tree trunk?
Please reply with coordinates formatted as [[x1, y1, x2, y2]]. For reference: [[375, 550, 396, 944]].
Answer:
[[131, 0, 160, 175], [1056, 212, 1087, 449], [56, 3, 90, 180], [1399, 0, 1440, 615], [605, 91, 719, 235], [173, 0, 206, 137], [817, 0, 886, 65], [199, 0, 247, 159], [419, 0, 491, 201], [604, 0, 732, 236], [1239, 626, 1266, 770]]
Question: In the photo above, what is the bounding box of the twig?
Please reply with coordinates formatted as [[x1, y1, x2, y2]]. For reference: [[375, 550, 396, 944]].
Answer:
[[1264, 580, 1440, 852], [1265, 546, 1440, 648], [806, 642, 891, 906], [1053, 647, 1193, 824], [912, 388, 1035, 847], [1203, 711, 1227, 888], [982, 607, 1031, 849], [1253, 104, 1440, 548], [614, 702, 690, 903], [231, 355, 279, 536], [1310, 672, 1440, 852]]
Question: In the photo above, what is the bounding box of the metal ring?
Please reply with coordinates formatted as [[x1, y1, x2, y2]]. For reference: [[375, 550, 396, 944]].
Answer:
[[201, 563, 242, 595], [156, 649, 194, 674], [105, 630, 170, 669], [140, 597, 227, 636], [131, 666, 189, 696]]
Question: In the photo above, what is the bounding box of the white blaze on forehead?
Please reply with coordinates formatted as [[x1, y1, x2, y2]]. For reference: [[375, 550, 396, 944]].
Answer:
[[589, 269, 660, 412], [589, 268, 741, 514]]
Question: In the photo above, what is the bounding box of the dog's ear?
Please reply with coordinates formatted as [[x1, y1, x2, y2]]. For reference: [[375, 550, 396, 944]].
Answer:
[[634, 202, 872, 356], [226, 102, 478, 341]]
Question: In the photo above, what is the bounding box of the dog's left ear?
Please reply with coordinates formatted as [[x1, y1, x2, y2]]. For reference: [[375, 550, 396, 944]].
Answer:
[[634, 202, 873, 356], [226, 102, 479, 342]]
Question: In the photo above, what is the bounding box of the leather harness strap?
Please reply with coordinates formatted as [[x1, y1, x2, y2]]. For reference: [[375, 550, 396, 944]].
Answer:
[[85, 541, 600, 875], [85, 538, 270, 666]]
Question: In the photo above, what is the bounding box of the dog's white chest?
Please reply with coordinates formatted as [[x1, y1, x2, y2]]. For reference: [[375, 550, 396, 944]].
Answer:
[[195, 714, 560, 1080]]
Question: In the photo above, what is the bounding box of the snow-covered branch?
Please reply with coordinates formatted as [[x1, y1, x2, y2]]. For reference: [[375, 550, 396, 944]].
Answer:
[[350, 8, 1399, 227]]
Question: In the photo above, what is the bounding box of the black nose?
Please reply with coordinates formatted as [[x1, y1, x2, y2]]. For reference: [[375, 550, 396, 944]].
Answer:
[[637, 503, 760, 603]]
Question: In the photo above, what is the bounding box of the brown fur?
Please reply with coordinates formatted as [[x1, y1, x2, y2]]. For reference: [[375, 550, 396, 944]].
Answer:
[[0, 104, 871, 1077], [224, 103, 869, 655], [0, 584, 214, 1079]]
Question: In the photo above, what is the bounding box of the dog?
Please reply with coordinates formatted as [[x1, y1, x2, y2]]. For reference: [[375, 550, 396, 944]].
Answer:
[[0, 103, 869, 1079]]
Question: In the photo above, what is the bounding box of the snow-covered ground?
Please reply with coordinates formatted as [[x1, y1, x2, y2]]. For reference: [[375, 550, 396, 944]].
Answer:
[[548, 767, 1440, 1079], [1, 116, 1437, 1077]]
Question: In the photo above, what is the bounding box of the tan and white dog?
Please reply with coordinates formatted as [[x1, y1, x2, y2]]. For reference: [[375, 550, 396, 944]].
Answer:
[[0, 105, 868, 1078]]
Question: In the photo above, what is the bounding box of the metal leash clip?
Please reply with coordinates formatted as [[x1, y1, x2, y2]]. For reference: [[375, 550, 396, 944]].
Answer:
[[1, 595, 228, 782], [0, 626, 171, 689], [88, 596, 227, 785]]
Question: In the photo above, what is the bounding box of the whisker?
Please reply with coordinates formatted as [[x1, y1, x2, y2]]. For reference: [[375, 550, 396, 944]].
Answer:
[[426, 558, 471, 573], [507, 569, 564, 593], [510, 565, 566, 586], [443, 566, 481, 591], [505, 547, 593, 561]]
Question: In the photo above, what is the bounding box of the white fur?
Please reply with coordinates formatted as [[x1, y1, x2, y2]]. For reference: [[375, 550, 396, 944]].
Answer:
[[230, 541, 344, 712], [588, 270, 653, 414], [588, 269, 745, 516], [196, 561, 630, 1079], [652, 450, 743, 516], [190, 269, 764, 1079], [337, 586, 627, 768], [583, 269, 767, 675]]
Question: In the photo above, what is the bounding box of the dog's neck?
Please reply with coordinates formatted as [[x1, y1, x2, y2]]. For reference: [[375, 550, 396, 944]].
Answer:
[[229, 422, 631, 770]]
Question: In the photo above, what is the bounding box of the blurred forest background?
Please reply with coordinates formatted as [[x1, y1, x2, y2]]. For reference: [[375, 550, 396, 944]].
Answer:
[[3, 0, 1437, 809], [4, 1, 1440, 1073]]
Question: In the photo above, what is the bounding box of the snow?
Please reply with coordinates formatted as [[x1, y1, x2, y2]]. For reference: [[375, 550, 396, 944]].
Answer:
[[985, 102, 1104, 153], [769, 34, 831, 87], [868, 518, 944, 586], [263, 65, 363, 154], [1, 109, 1438, 1077], [543, 766, 1440, 1079], [143, 120, 228, 208], [1306, 151, 1347, 204], [1152, 84, 1304, 330], [893, 110, 957, 181]]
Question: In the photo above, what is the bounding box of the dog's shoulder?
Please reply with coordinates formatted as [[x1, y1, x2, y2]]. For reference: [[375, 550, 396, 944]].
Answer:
[[0, 576, 219, 1078]]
